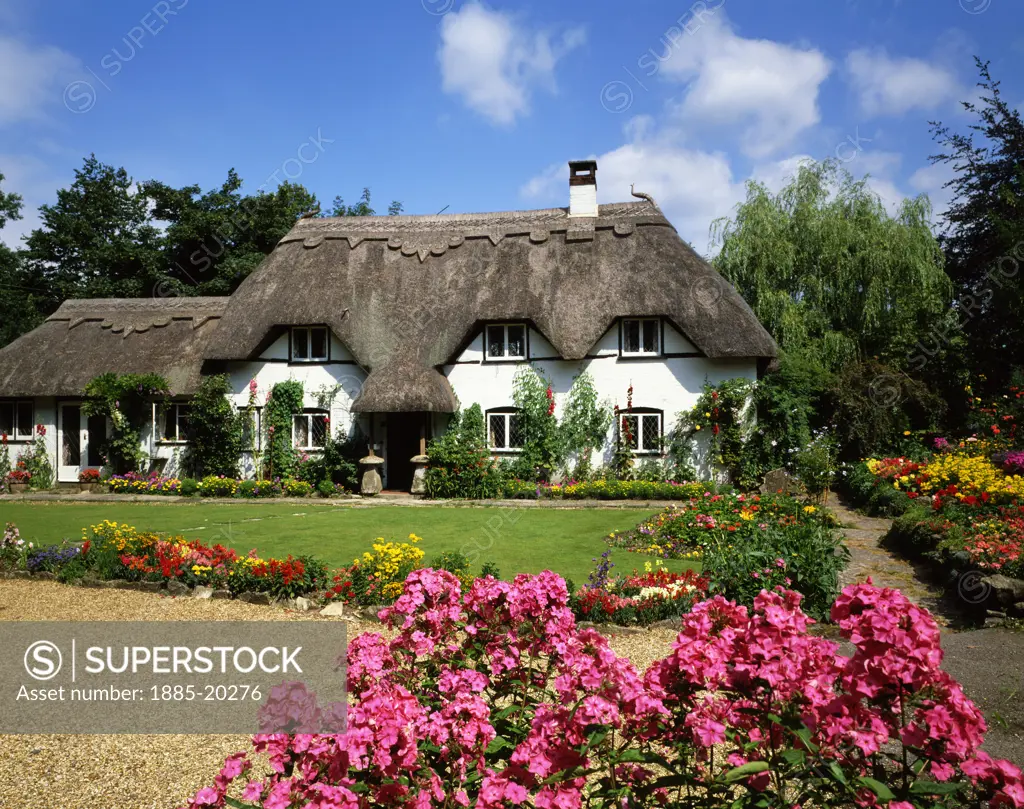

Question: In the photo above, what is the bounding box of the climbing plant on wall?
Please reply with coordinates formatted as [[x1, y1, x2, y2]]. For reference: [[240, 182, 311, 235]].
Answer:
[[183, 374, 242, 479], [671, 378, 754, 484], [511, 365, 564, 482], [264, 380, 304, 479], [82, 372, 170, 474], [559, 370, 612, 480]]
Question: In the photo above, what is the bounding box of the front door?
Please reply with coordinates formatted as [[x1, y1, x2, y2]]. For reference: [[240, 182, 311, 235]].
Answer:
[[385, 413, 424, 491], [57, 405, 107, 482], [58, 403, 83, 482]]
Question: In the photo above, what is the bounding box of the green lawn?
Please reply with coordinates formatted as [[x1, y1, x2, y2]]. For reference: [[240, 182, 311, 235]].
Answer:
[[0, 501, 692, 584]]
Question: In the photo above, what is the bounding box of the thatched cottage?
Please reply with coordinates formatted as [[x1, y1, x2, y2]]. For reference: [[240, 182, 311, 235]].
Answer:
[[0, 161, 777, 489]]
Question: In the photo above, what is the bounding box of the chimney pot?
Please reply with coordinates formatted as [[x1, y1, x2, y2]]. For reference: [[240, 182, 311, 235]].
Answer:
[[568, 160, 598, 217]]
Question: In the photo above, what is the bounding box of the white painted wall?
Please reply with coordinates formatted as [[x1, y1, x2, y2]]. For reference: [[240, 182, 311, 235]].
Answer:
[[14, 321, 757, 486]]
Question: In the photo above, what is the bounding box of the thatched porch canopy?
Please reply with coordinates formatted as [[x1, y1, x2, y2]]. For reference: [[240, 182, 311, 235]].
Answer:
[[0, 298, 227, 397], [204, 200, 778, 414]]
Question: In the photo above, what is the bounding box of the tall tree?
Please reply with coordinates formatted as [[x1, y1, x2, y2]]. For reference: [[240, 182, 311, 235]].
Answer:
[[23, 155, 163, 312], [712, 160, 955, 461], [930, 58, 1024, 392], [325, 187, 403, 217], [0, 173, 42, 347], [712, 159, 954, 372], [144, 172, 318, 296]]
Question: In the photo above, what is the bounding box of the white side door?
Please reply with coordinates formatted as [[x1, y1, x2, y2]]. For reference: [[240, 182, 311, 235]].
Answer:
[[57, 402, 84, 482]]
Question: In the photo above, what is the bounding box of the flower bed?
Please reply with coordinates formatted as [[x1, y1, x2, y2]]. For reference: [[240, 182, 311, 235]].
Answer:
[[184, 571, 1024, 809], [607, 492, 846, 619], [571, 566, 708, 625], [1, 519, 330, 599], [501, 479, 715, 501], [854, 433, 1024, 606], [104, 473, 332, 498]]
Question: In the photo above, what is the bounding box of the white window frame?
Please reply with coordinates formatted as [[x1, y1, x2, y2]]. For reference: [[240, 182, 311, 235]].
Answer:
[[484, 323, 527, 362], [292, 410, 329, 451], [159, 402, 190, 444], [0, 399, 34, 440], [487, 408, 524, 452], [619, 409, 663, 455], [291, 326, 330, 363], [620, 318, 661, 357]]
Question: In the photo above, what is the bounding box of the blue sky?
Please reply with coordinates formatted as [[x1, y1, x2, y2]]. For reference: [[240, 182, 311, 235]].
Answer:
[[0, 0, 1019, 254]]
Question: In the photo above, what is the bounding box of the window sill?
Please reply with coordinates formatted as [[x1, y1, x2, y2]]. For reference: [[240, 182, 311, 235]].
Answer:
[[156, 440, 188, 446], [490, 448, 524, 454], [482, 357, 527, 364], [619, 353, 663, 359], [294, 447, 326, 453], [289, 358, 329, 364]]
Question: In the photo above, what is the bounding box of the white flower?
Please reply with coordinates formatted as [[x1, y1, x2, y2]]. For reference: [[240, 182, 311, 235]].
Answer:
[[771, 440, 778, 447]]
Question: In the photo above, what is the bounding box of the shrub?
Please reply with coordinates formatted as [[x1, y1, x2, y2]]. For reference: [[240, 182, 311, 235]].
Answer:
[[348, 535, 425, 604], [264, 381, 304, 479], [425, 406, 505, 499], [82, 372, 169, 474], [197, 475, 238, 497], [179, 478, 199, 497], [700, 522, 849, 620], [183, 374, 243, 478], [0, 523, 27, 571], [237, 479, 281, 498], [791, 429, 837, 501], [317, 479, 335, 498], [479, 561, 500, 579], [282, 478, 313, 497], [184, 573, 1024, 809]]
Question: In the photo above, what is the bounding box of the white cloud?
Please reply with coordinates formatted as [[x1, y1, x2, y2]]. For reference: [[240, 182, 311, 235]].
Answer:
[[521, 119, 744, 255], [655, 14, 832, 158], [846, 48, 960, 117], [0, 35, 80, 125], [438, 3, 584, 126]]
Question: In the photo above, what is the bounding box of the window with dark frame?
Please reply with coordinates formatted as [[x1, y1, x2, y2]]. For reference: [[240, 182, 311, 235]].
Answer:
[[0, 400, 34, 440], [621, 318, 661, 356], [240, 407, 261, 450], [161, 403, 190, 443], [619, 410, 663, 454], [485, 324, 527, 360], [487, 409, 524, 451], [291, 327, 329, 362], [293, 411, 329, 450]]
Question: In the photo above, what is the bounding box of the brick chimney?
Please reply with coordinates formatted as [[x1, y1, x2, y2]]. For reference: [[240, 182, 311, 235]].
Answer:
[[568, 160, 598, 217]]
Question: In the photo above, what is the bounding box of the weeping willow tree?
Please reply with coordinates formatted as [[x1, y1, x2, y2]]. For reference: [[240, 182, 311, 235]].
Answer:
[[712, 160, 956, 463], [712, 160, 954, 372]]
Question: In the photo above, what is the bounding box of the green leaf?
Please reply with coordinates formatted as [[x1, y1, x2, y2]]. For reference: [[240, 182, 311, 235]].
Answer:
[[225, 799, 260, 809], [828, 761, 849, 785], [910, 781, 965, 796], [779, 749, 806, 767], [485, 736, 513, 754], [614, 749, 649, 764], [723, 761, 770, 783], [856, 777, 896, 801]]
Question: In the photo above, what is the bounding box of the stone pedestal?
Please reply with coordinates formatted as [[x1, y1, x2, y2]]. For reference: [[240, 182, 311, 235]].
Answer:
[[410, 454, 429, 495], [359, 455, 385, 496]]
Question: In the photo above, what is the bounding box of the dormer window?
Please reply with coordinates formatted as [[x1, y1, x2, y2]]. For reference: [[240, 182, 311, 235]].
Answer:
[[291, 327, 329, 362], [621, 318, 661, 357], [485, 324, 527, 361]]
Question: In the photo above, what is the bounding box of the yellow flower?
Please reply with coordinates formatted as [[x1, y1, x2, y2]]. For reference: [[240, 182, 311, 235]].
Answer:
[[903, 430, 911, 436], [803, 505, 816, 514]]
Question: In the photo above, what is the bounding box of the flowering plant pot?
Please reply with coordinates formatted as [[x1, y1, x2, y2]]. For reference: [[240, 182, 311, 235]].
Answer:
[[9, 482, 28, 495], [79, 483, 96, 494]]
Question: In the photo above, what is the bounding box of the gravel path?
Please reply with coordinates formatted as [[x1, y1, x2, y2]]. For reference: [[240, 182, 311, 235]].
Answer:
[[832, 499, 1024, 764], [0, 581, 676, 809]]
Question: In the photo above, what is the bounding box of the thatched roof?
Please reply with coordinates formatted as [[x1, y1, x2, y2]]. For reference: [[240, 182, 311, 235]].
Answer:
[[206, 200, 777, 413], [0, 298, 226, 396]]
